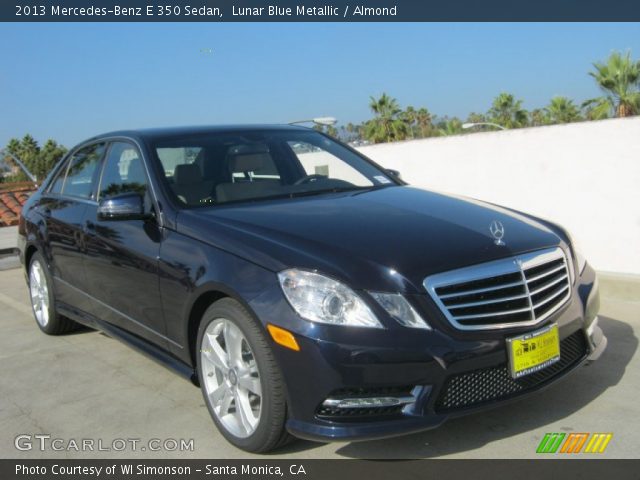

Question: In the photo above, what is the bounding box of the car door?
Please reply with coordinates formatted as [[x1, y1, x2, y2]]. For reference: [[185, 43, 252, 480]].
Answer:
[[81, 140, 168, 348], [37, 142, 106, 311]]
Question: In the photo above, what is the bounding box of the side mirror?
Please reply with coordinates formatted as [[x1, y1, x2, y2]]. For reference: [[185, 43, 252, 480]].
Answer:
[[386, 168, 402, 180], [97, 193, 149, 221]]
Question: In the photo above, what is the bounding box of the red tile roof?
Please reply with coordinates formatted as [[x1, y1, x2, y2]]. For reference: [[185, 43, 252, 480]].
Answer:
[[0, 182, 37, 227]]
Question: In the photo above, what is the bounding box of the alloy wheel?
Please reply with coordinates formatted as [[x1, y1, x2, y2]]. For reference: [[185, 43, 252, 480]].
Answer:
[[29, 260, 50, 327], [200, 318, 262, 438]]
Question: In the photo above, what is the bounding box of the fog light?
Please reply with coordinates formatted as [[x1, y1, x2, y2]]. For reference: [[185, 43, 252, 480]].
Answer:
[[322, 395, 415, 409]]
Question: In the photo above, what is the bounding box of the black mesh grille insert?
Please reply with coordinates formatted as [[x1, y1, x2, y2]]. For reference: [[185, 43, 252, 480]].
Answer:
[[435, 330, 588, 412]]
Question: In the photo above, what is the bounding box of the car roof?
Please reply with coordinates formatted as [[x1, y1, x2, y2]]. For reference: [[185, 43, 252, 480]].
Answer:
[[85, 124, 313, 143]]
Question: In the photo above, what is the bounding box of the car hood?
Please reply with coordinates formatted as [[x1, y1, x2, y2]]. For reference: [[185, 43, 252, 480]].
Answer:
[[177, 186, 565, 293]]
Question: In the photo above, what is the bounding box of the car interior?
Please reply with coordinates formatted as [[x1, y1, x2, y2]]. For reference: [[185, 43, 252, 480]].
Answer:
[[155, 134, 373, 207]]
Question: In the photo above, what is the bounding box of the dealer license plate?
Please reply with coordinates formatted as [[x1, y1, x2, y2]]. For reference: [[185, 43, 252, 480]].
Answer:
[[506, 324, 560, 379]]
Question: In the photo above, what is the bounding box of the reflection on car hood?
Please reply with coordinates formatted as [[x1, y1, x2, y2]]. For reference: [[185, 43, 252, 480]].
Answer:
[[178, 186, 564, 293]]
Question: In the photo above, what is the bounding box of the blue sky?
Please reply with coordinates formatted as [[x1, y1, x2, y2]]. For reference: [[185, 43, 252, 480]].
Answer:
[[1, 22, 639, 147]]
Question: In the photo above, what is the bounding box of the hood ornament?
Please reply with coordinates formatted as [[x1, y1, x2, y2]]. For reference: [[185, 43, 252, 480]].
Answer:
[[489, 220, 505, 246]]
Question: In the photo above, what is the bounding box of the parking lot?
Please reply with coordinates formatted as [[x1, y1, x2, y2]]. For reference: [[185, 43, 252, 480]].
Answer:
[[0, 264, 638, 459]]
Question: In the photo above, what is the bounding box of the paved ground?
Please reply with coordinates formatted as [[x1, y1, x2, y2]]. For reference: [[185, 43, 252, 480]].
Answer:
[[0, 226, 18, 252], [0, 267, 637, 459]]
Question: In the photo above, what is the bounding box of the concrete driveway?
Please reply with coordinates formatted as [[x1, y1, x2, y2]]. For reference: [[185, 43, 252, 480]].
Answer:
[[0, 266, 637, 459]]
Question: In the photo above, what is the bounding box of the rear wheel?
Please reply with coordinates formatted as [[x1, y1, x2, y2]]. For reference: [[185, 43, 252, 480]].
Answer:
[[28, 252, 77, 335], [196, 298, 291, 452]]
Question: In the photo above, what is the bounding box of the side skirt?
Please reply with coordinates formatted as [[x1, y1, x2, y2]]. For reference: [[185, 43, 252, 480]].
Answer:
[[57, 302, 198, 386]]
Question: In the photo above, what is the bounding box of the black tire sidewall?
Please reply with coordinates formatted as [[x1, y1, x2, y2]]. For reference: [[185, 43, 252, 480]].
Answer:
[[196, 298, 287, 452]]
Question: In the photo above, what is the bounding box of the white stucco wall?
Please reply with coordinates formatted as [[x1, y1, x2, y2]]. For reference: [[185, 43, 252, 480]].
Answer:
[[355, 117, 640, 274]]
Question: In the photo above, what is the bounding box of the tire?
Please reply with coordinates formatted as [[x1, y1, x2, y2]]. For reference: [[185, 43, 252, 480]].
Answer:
[[196, 298, 292, 452], [28, 251, 78, 335]]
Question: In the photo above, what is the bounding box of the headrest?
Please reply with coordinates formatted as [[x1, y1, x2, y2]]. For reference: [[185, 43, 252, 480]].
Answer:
[[226, 144, 270, 172], [127, 158, 146, 184], [228, 153, 269, 173], [174, 163, 202, 185]]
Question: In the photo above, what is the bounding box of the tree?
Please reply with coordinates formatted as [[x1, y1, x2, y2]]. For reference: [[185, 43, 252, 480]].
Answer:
[[401, 106, 417, 139], [466, 112, 487, 124], [545, 97, 582, 124], [312, 123, 338, 138], [3, 135, 67, 182], [415, 108, 433, 138], [487, 92, 529, 128], [437, 117, 463, 136], [529, 108, 549, 127], [585, 50, 640, 118], [364, 93, 408, 143]]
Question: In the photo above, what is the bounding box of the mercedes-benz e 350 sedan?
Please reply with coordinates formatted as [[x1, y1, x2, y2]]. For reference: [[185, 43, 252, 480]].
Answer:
[[18, 126, 606, 452]]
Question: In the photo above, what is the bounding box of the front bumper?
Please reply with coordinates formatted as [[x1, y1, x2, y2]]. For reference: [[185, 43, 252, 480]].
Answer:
[[252, 264, 606, 443]]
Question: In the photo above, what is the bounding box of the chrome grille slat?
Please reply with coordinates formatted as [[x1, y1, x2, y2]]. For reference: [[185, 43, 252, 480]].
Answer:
[[524, 264, 566, 283], [424, 247, 572, 331], [445, 293, 530, 309], [532, 284, 569, 309], [528, 274, 569, 296], [453, 306, 532, 320], [437, 280, 525, 299]]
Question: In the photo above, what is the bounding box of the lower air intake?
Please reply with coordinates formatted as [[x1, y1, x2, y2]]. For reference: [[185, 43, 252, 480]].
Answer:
[[435, 330, 588, 412]]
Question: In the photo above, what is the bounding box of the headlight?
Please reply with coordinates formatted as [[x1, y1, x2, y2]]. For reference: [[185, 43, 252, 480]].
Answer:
[[369, 292, 431, 330], [278, 269, 383, 328]]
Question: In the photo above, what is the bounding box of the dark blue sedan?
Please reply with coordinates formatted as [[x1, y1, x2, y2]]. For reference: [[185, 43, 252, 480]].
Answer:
[[18, 125, 606, 452]]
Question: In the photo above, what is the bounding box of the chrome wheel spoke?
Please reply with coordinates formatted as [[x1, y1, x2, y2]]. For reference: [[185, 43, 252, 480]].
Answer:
[[224, 322, 243, 368], [32, 267, 42, 289], [235, 393, 258, 433], [208, 384, 227, 406], [238, 372, 261, 397], [219, 389, 234, 415], [202, 333, 228, 373]]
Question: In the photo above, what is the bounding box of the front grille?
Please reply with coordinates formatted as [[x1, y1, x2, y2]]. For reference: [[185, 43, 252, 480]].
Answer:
[[316, 386, 414, 420], [435, 330, 588, 412], [424, 247, 571, 330]]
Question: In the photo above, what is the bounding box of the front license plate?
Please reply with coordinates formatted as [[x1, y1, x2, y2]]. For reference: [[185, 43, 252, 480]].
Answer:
[[507, 324, 560, 379]]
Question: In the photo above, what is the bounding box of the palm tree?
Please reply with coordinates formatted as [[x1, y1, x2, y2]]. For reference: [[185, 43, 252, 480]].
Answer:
[[529, 108, 549, 127], [415, 108, 432, 138], [401, 106, 417, 139], [585, 51, 640, 118], [545, 97, 582, 124], [437, 117, 463, 136], [487, 93, 529, 128], [364, 93, 408, 143], [466, 112, 487, 124]]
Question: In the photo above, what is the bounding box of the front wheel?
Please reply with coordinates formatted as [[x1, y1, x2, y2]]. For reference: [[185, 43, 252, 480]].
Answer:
[[196, 298, 291, 452]]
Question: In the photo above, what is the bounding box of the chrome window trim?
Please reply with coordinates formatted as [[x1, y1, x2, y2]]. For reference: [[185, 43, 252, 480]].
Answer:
[[423, 247, 572, 331]]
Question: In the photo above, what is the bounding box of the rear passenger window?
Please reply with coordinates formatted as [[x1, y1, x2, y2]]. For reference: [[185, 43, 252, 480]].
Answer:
[[98, 142, 148, 200], [61, 143, 106, 199]]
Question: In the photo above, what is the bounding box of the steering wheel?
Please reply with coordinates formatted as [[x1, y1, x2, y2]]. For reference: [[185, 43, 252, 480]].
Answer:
[[293, 174, 327, 185]]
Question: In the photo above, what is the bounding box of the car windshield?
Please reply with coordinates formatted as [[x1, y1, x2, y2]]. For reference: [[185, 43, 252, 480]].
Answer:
[[150, 129, 397, 207]]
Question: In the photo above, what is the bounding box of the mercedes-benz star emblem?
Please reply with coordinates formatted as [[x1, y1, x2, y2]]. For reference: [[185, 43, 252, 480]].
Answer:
[[489, 220, 505, 246]]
